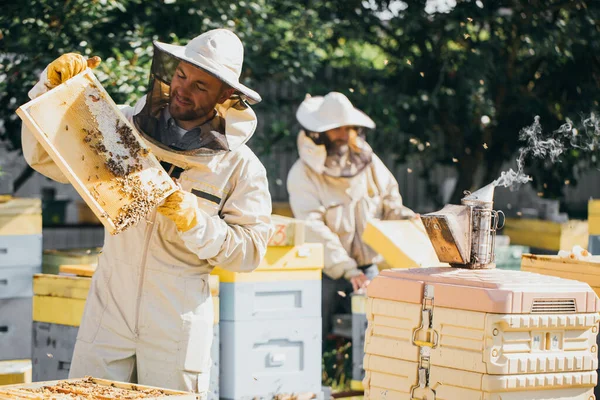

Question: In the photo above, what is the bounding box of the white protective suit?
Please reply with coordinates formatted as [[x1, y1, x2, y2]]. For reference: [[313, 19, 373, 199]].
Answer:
[[287, 131, 412, 280], [22, 72, 273, 394]]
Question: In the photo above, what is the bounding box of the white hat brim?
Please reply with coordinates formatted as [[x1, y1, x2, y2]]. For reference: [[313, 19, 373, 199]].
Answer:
[[155, 41, 262, 105], [296, 96, 375, 132]]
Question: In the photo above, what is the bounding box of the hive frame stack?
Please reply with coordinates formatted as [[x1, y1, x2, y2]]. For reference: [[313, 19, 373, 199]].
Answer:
[[363, 267, 600, 399], [0, 198, 42, 374], [212, 215, 324, 399]]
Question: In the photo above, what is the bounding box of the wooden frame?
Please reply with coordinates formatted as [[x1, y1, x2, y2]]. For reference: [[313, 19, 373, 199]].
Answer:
[[0, 377, 200, 399], [16, 70, 177, 234]]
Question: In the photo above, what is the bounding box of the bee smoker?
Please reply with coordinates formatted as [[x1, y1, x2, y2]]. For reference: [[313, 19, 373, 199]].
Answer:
[[421, 183, 504, 269]]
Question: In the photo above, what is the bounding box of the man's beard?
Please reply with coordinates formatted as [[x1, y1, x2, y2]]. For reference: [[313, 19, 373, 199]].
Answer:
[[325, 138, 350, 157], [168, 88, 216, 122]]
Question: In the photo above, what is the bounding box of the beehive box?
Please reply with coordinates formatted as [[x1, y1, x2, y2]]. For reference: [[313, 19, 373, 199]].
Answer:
[[0, 377, 200, 399], [363, 267, 600, 399], [0, 360, 31, 386], [16, 70, 177, 234], [361, 219, 443, 269], [0, 298, 33, 361], [267, 215, 305, 247], [212, 242, 323, 283], [503, 218, 588, 252], [0, 198, 41, 236], [32, 273, 220, 326]]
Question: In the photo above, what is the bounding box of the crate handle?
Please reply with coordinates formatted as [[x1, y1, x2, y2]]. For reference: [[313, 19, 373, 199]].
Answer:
[[0, 248, 7, 254], [268, 352, 286, 367], [0, 326, 7, 334], [58, 361, 71, 371], [0, 279, 7, 286]]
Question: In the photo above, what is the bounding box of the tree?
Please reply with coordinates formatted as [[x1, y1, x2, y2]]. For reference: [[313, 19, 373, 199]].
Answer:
[[323, 0, 600, 203], [0, 0, 334, 190], [2, 0, 599, 205]]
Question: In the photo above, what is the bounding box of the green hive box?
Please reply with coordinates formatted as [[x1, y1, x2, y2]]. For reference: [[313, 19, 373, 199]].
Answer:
[[42, 248, 102, 275]]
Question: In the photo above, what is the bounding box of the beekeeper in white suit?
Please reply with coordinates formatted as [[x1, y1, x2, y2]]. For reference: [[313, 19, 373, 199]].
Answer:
[[22, 29, 273, 394], [287, 92, 416, 340]]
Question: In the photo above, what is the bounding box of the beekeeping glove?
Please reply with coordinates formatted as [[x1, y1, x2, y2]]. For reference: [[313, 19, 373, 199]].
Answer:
[[29, 54, 101, 99], [157, 190, 199, 232], [47, 53, 101, 87]]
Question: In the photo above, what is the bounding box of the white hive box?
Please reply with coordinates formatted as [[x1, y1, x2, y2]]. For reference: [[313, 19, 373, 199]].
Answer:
[[364, 267, 600, 399], [16, 70, 177, 234]]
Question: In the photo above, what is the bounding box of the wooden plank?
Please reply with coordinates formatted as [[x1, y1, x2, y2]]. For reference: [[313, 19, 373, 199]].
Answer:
[[16, 70, 177, 235], [59, 264, 96, 277], [33, 274, 91, 300]]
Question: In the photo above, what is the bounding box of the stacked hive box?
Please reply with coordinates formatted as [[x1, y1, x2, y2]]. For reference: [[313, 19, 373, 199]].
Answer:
[[31, 272, 221, 399], [590, 200, 600, 254], [363, 267, 600, 399], [212, 215, 324, 399], [0, 198, 42, 362]]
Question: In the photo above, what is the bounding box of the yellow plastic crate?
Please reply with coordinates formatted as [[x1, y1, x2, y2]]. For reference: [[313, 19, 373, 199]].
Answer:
[[503, 218, 588, 251], [32, 273, 220, 326], [211, 243, 323, 283], [0, 360, 32, 386], [0, 198, 41, 236], [361, 219, 443, 269]]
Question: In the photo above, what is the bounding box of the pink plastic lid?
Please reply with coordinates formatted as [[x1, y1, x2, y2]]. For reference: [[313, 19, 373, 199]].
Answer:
[[367, 267, 600, 314]]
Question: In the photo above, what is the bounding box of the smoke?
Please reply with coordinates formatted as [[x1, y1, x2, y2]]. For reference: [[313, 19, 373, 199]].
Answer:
[[493, 113, 600, 189]]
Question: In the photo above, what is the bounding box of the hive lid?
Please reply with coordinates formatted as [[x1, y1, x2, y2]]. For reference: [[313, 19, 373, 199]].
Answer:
[[367, 267, 600, 314]]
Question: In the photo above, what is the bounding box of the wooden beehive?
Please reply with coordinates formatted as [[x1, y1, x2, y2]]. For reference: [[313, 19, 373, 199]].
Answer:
[[16, 70, 177, 235], [0, 377, 200, 399]]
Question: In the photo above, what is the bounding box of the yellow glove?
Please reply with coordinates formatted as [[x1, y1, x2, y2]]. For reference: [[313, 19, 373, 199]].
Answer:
[[47, 53, 101, 87], [157, 190, 199, 232]]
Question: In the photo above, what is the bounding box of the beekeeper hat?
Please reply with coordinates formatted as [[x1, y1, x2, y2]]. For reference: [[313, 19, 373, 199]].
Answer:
[[296, 92, 375, 133], [155, 29, 261, 104]]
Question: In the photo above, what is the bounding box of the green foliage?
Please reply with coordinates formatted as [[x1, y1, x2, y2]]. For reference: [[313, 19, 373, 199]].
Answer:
[[2, 0, 600, 201], [322, 338, 352, 391]]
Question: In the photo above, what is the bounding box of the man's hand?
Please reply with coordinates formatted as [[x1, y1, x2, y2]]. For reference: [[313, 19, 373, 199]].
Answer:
[[157, 190, 199, 232], [349, 272, 369, 293], [47, 53, 101, 88]]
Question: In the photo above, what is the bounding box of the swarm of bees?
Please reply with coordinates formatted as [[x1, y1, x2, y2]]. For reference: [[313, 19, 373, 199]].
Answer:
[[81, 118, 167, 234]]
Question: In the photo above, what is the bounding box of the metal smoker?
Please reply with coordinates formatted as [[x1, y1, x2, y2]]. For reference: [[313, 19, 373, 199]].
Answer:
[[421, 183, 505, 269]]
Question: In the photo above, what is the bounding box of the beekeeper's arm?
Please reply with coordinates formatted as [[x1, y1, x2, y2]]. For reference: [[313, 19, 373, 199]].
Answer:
[[286, 163, 365, 284], [158, 162, 273, 273], [22, 54, 101, 183], [372, 155, 416, 220]]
